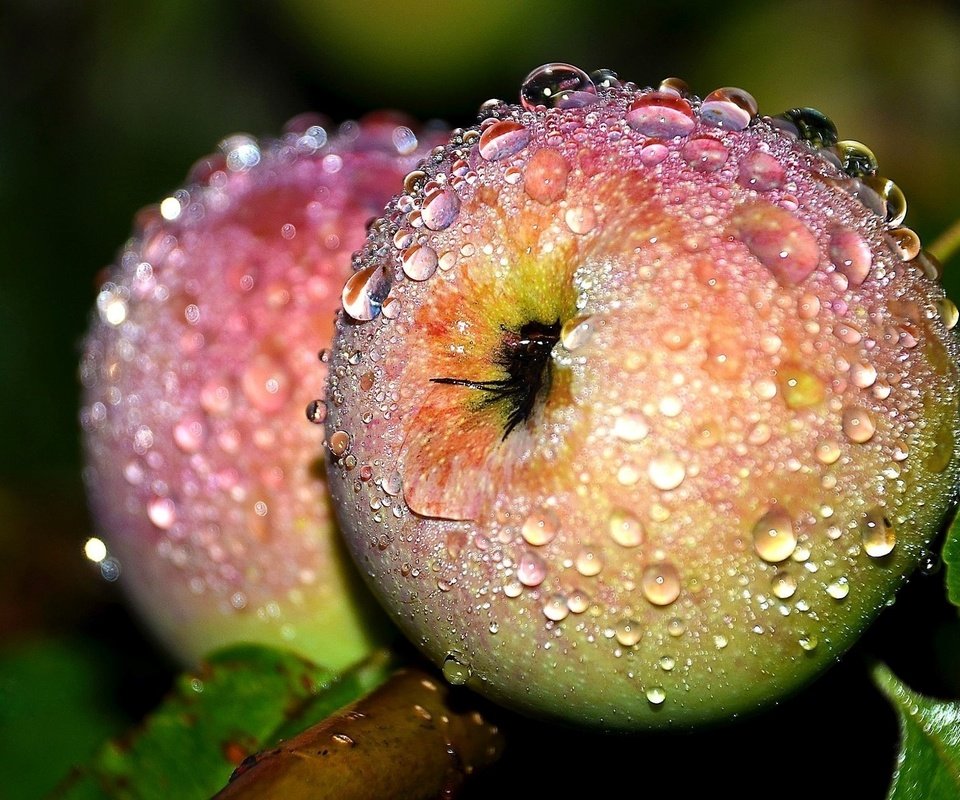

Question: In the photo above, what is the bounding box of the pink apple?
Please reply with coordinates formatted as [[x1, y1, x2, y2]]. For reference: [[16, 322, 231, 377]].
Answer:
[[80, 113, 446, 668], [325, 66, 960, 727]]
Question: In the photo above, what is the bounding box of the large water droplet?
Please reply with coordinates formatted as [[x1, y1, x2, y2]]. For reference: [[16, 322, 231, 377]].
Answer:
[[574, 547, 603, 577], [517, 551, 547, 586], [730, 201, 819, 286], [737, 151, 786, 192], [542, 594, 569, 622], [641, 561, 681, 606], [401, 244, 439, 281], [442, 654, 472, 685], [342, 264, 391, 321], [835, 140, 878, 177], [615, 619, 642, 646], [523, 147, 570, 204], [522, 507, 559, 546], [648, 453, 686, 491], [646, 687, 667, 705], [680, 137, 729, 172], [841, 407, 876, 443], [560, 315, 594, 351], [700, 87, 758, 131], [609, 508, 644, 547], [771, 571, 797, 599], [829, 227, 872, 286], [520, 63, 598, 111], [147, 496, 177, 530], [478, 120, 530, 161], [752, 508, 797, 563], [421, 187, 460, 231], [827, 577, 850, 600], [626, 92, 695, 138], [861, 509, 897, 557]]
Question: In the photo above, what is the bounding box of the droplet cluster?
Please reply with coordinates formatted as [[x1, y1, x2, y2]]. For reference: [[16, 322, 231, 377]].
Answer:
[[326, 65, 960, 728], [80, 113, 446, 667]]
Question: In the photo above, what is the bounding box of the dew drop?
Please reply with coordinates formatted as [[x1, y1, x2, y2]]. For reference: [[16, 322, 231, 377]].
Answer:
[[626, 92, 695, 137], [543, 594, 569, 621], [574, 547, 603, 577], [668, 617, 686, 637], [799, 634, 819, 651], [641, 561, 681, 606], [342, 264, 391, 321], [829, 227, 872, 286], [523, 147, 570, 204], [835, 139, 878, 177], [242, 354, 290, 413], [517, 551, 547, 586], [863, 175, 907, 227], [659, 655, 676, 671], [478, 120, 530, 161], [522, 508, 559, 546], [888, 227, 921, 261], [841, 407, 876, 443], [421, 188, 460, 231], [560, 315, 594, 351], [609, 508, 645, 547], [173, 416, 205, 453], [442, 654, 472, 685], [730, 201, 819, 286], [567, 589, 591, 614], [147, 496, 177, 530], [937, 298, 959, 331], [861, 509, 896, 557], [700, 87, 758, 131], [771, 571, 797, 599], [96, 286, 128, 327], [647, 453, 686, 491], [520, 63, 598, 111], [680, 136, 729, 171], [615, 620, 642, 647], [827, 577, 850, 600], [646, 687, 667, 705], [401, 244, 439, 281], [779, 365, 825, 409], [775, 108, 838, 147], [752, 508, 797, 563], [737, 151, 786, 191], [564, 205, 597, 235], [612, 411, 649, 443], [329, 430, 350, 457]]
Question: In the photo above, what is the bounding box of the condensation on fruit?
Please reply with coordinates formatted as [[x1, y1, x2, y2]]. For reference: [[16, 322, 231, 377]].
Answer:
[[324, 64, 960, 728]]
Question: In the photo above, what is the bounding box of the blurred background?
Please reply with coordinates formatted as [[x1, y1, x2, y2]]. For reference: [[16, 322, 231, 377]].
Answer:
[[2, 0, 959, 796]]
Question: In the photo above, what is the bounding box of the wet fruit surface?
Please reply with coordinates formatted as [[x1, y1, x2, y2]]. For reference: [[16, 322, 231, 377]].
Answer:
[[326, 67, 960, 727], [80, 114, 445, 667]]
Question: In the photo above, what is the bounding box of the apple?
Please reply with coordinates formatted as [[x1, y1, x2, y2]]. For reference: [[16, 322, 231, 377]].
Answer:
[[325, 65, 960, 728], [80, 113, 446, 669]]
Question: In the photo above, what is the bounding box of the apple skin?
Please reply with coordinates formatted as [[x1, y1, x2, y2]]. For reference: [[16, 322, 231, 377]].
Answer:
[[325, 71, 960, 728], [80, 113, 446, 669]]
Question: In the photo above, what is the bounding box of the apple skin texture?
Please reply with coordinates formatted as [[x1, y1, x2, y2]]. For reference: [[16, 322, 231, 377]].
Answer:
[[326, 68, 960, 728], [80, 114, 445, 669]]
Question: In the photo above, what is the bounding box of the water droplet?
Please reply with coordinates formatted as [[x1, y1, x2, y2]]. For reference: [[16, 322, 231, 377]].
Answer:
[[730, 201, 819, 286], [700, 87, 758, 130], [421, 187, 460, 231], [401, 244, 439, 281], [775, 108, 838, 147], [626, 92, 695, 137], [771, 571, 797, 599], [615, 620, 642, 646], [850, 362, 878, 389], [752, 508, 797, 563], [522, 508, 559, 546], [523, 147, 570, 204], [680, 136, 729, 171], [779, 365, 825, 409], [173, 416, 205, 453], [863, 175, 907, 227], [612, 411, 649, 442], [478, 120, 530, 161], [342, 264, 391, 321], [147, 496, 177, 530], [306, 400, 326, 424], [827, 577, 850, 600], [861, 509, 897, 557], [520, 63, 598, 111], [517, 551, 547, 586], [567, 588, 591, 614], [641, 561, 681, 606], [574, 547, 603, 577], [609, 508, 645, 547], [841, 407, 876, 443], [560, 315, 594, 350], [829, 227, 872, 286], [737, 151, 786, 191], [391, 125, 418, 155], [590, 68, 621, 89], [648, 453, 686, 491], [543, 594, 569, 621], [564, 205, 597, 235], [798, 634, 819, 651], [937, 298, 959, 331], [96, 285, 128, 327], [442, 653, 471, 685], [668, 617, 686, 637], [639, 141, 669, 166], [646, 687, 667, 705], [219, 134, 261, 171], [329, 430, 350, 457], [659, 655, 676, 671], [714, 634, 729, 649], [888, 227, 921, 261], [835, 140, 878, 177]]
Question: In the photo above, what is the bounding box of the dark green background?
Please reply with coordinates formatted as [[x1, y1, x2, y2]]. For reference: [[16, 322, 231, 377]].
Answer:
[[2, 1, 959, 797]]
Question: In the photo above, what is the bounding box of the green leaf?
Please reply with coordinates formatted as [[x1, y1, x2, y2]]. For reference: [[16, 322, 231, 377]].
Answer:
[[942, 506, 960, 607], [57, 645, 391, 800], [873, 663, 960, 800]]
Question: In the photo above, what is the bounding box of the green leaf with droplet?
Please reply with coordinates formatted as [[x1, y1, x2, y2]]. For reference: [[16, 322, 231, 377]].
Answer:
[[872, 662, 960, 800], [56, 645, 391, 800], [942, 507, 960, 607]]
